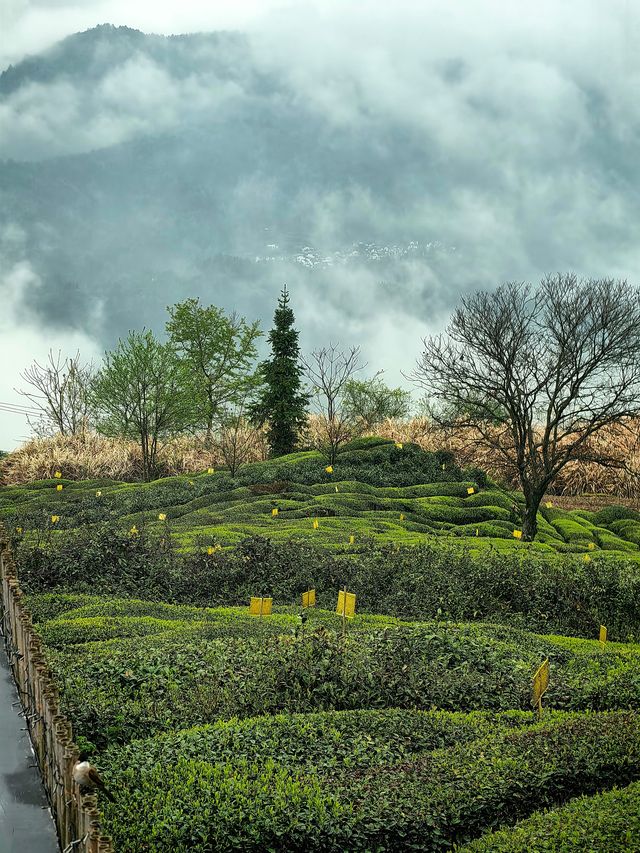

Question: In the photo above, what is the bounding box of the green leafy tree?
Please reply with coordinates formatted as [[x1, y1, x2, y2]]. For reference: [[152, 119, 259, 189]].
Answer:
[[92, 330, 190, 481], [251, 286, 310, 457], [166, 299, 261, 442], [342, 374, 411, 430]]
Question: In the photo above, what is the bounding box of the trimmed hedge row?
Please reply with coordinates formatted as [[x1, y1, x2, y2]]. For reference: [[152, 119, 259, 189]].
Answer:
[[459, 779, 640, 851], [39, 612, 640, 751], [99, 712, 640, 852], [17, 531, 640, 640], [100, 707, 532, 781]]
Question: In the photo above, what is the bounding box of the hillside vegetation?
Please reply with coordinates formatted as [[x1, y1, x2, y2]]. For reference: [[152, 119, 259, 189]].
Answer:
[[4, 437, 640, 849], [3, 438, 640, 558]]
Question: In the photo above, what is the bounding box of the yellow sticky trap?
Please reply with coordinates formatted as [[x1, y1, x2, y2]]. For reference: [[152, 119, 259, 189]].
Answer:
[[302, 589, 316, 608], [96, 490, 102, 497], [51, 515, 60, 523], [513, 530, 522, 539], [531, 659, 550, 710], [207, 467, 214, 474], [475, 528, 479, 536], [158, 513, 167, 521], [349, 535, 355, 545], [442, 463, 446, 470], [56, 484, 63, 491], [467, 487, 475, 495], [15, 527, 22, 534], [395, 442, 403, 449], [399, 513, 405, 521], [588, 542, 596, 550], [325, 465, 333, 474], [129, 525, 138, 536], [584, 554, 591, 562], [313, 518, 319, 530], [336, 590, 356, 618], [599, 625, 607, 646], [335, 486, 339, 493], [54, 471, 62, 479], [249, 596, 272, 616], [272, 508, 279, 517], [545, 501, 553, 509]]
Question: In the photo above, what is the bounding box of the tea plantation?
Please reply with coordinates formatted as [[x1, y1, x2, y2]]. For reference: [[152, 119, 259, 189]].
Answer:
[[3, 438, 640, 558], [4, 438, 640, 850]]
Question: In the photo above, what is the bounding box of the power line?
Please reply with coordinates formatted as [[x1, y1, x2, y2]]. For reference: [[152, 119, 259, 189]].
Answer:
[[0, 401, 43, 416]]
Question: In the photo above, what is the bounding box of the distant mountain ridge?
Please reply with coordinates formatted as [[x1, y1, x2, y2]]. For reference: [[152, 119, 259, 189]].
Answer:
[[0, 24, 460, 352]]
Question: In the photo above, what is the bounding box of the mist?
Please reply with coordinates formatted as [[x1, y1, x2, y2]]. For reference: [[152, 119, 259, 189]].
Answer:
[[1, 2, 639, 448]]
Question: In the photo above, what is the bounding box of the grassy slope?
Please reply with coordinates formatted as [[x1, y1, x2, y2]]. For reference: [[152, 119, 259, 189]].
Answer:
[[2, 438, 640, 558]]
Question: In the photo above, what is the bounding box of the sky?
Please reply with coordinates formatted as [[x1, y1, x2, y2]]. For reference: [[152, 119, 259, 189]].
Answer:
[[1, 1, 640, 448]]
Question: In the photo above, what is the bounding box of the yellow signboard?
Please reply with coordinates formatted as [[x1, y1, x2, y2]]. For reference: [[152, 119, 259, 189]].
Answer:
[[336, 590, 356, 618], [302, 589, 316, 608], [599, 625, 607, 647], [249, 596, 272, 616], [532, 659, 550, 714]]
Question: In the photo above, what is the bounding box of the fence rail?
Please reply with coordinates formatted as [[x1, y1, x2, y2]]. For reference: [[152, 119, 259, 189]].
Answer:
[[0, 528, 114, 853]]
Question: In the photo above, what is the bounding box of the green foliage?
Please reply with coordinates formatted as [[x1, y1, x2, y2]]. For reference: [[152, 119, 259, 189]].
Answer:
[[593, 505, 640, 526], [460, 780, 640, 852], [341, 375, 412, 428], [165, 298, 261, 437], [251, 287, 310, 457], [15, 526, 640, 640], [92, 329, 191, 479], [97, 711, 640, 851], [33, 597, 640, 750]]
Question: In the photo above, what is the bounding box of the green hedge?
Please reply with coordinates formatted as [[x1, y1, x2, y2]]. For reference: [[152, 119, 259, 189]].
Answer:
[[41, 615, 640, 750], [99, 712, 640, 852], [17, 531, 640, 640], [459, 779, 640, 852], [100, 708, 532, 780]]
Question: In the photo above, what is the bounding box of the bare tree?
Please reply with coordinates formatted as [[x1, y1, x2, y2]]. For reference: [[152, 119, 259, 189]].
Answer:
[[410, 274, 640, 540], [17, 350, 94, 436], [216, 380, 264, 477], [304, 344, 365, 464]]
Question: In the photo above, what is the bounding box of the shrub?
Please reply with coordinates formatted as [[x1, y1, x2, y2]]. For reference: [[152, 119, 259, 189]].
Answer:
[[459, 779, 640, 852], [99, 712, 640, 851]]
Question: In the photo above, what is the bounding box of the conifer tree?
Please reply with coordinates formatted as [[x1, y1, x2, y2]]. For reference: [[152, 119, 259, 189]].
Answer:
[[251, 286, 310, 456]]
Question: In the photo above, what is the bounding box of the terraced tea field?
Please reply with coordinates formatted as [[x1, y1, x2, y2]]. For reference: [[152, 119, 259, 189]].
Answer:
[[3, 438, 640, 850], [2, 439, 640, 558], [23, 593, 640, 851]]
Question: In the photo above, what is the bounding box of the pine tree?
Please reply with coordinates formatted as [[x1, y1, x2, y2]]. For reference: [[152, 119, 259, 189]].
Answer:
[[251, 286, 310, 456]]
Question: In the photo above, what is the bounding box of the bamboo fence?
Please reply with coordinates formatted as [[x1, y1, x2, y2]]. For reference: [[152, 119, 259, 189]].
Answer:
[[0, 527, 114, 853]]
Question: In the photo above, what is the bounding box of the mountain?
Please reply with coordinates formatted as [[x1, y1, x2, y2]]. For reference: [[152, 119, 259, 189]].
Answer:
[[0, 26, 471, 351]]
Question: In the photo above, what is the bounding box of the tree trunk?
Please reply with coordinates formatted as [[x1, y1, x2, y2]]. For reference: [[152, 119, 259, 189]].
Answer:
[[521, 492, 542, 541]]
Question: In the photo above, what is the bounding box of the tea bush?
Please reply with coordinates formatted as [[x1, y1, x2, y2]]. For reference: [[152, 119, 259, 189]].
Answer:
[[17, 531, 640, 639], [99, 712, 640, 852], [459, 779, 640, 852]]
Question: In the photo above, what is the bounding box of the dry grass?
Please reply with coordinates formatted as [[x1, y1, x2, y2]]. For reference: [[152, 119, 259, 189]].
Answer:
[[0, 430, 268, 485]]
